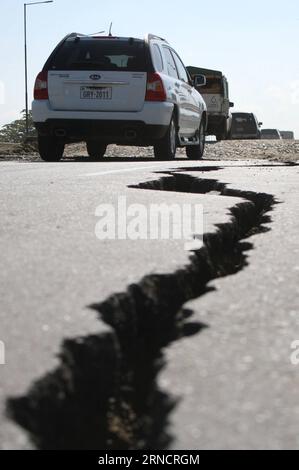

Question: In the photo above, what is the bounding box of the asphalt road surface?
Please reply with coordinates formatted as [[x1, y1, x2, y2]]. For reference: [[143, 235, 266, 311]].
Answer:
[[1, 157, 299, 449]]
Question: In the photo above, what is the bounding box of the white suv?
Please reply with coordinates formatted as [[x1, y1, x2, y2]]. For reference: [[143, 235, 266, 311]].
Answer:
[[33, 33, 207, 161]]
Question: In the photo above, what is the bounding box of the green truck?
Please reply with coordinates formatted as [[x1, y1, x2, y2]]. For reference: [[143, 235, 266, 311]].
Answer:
[[187, 66, 234, 141]]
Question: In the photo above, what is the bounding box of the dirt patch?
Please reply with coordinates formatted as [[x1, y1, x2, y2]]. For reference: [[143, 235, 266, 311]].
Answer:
[[0, 142, 39, 162], [64, 140, 299, 163], [0, 140, 298, 163], [203, 139, 299, 163]]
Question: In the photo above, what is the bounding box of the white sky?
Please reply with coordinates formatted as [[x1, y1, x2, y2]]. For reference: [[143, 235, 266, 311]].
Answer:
[[0, 0, 298, 137]]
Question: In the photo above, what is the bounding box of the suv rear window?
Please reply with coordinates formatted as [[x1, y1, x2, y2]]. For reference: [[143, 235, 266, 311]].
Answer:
[[47, 37, 147, 72], [232, 114, 258, 134], [262, 130, 278, 135], [199, 76, 223, 94]]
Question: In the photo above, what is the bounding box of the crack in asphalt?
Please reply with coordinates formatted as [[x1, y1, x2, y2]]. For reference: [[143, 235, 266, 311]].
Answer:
[[6, 168, 276, 450]]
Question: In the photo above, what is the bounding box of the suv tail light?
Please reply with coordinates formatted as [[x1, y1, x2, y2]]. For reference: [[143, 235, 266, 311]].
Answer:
[[145, 73, 166, 102], [34, 71, 48, 100]]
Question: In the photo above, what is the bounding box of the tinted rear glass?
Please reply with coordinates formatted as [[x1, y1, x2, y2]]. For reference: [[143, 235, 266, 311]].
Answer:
[[47, 38, 147, 71], [262, 130, 278, 136], [198, 76, 223, 94], [231, 114, 258, 134]]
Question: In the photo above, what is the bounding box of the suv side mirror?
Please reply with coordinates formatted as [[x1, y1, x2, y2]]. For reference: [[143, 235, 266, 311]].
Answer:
[[229, 102, 234, 108], [193, 74, 206, 87]]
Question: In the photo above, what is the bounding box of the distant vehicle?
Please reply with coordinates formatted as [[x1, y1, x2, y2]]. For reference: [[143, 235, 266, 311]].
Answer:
[[280, 131, 295, 140], [230, 112, 262, 140], [261, 129, 282, 140], [32, 33, 207, 162], [187, 66, 234, 141]]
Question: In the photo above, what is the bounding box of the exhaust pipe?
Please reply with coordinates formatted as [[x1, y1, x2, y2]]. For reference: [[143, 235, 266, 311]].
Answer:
[[125, 129, 137, 141], [54, 129, 67, 138]]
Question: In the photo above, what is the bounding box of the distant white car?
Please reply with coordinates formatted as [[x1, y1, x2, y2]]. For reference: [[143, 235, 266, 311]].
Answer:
[[32, 33, 207, 161], [261, 129, 282, 140]]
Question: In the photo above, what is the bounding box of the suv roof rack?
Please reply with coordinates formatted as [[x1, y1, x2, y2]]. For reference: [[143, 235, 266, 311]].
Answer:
[[146, 33, 168, 44], [63, 32, 87, 42], [69, 32, 86, 37]]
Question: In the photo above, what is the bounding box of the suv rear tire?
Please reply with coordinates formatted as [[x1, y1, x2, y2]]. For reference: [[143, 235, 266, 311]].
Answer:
[[86, 141, 107, 160], [38, 136, 65, 162], [186, 120, 205, 160], [154, 115, 177, 160]]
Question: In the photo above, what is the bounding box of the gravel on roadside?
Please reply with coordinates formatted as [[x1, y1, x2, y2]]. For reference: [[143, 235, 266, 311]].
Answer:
[[0, 139, 298, 163]]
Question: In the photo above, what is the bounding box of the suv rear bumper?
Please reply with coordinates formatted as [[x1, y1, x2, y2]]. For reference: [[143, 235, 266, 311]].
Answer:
[[32, 100, 173, 144], [35, 119, 168, 144]]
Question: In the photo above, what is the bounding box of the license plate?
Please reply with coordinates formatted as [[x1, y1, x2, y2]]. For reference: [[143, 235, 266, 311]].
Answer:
[[80, 87, 112, 100]]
